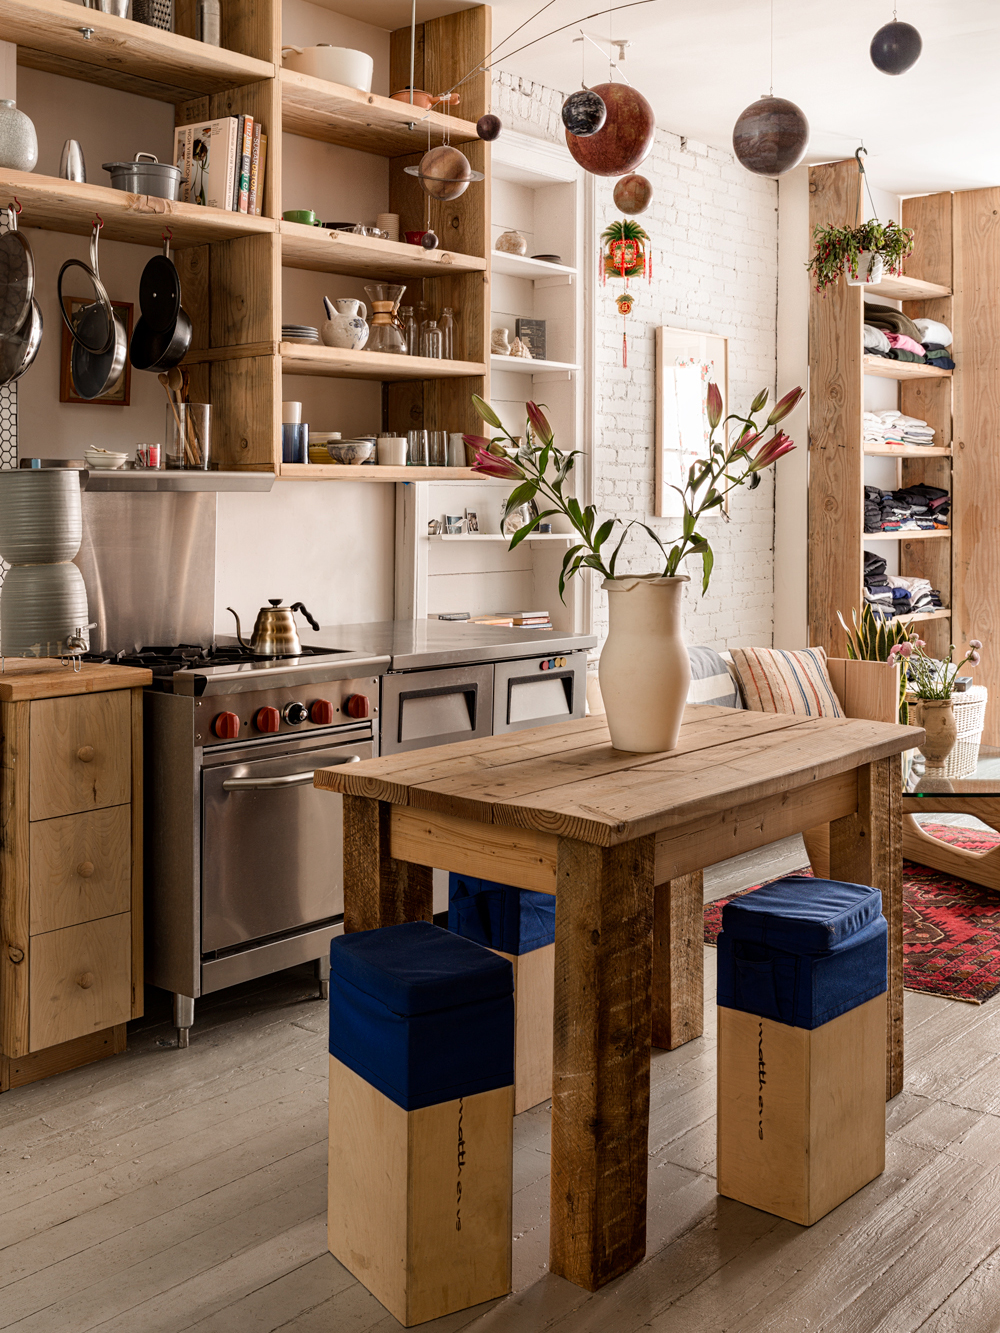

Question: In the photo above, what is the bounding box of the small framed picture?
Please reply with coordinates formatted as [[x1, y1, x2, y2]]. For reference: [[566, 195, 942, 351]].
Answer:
[[60, 297, 133, 406], [465, 509, 479, 532]]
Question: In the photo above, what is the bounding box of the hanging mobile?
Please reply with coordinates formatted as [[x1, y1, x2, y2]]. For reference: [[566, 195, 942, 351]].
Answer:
[[732, 0, 808, 175], [870, 3, 922, 75]]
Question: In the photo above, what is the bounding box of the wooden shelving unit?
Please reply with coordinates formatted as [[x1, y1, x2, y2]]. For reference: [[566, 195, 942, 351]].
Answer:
[[280, 344, 486, 381], [862, 355, 951, 381], [864, 274, 951, 302], [864, 445, 952, 458], [280, 222, 486, 281], [280, 464, 482, 482], [863, 530, 951, 542]]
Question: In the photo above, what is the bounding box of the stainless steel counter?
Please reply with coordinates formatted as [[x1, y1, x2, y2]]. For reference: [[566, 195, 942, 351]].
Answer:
[[299, 620, 597, 671]]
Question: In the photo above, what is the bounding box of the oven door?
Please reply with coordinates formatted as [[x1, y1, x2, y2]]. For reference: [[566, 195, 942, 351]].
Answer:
[[380, 663, 494, 755], [492, 651, 587, 734], [201, 727, 372, 954]]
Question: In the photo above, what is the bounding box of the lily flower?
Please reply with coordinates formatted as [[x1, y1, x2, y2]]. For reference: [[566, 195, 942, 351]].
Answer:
[[463, 433, 493, 452], [526, 401, 553, 445], [471, 448, 524, 480], [748, 431, 796, 471], [706, 382, 723, 429], [766, 386, 804, 426]]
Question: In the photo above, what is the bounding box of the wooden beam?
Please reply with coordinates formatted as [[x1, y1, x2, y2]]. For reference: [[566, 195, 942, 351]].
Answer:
[[389, 806, 557, 894], [652, 871, 703, 1051], [343, 796, 433, 932]]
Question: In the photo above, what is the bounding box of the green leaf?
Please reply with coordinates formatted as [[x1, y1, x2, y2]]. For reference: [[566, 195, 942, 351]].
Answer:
[[472, 395, 502, 428], [503, 481, 539, 514], [700, 543, 714, 594], [593, 519, 615, 550]]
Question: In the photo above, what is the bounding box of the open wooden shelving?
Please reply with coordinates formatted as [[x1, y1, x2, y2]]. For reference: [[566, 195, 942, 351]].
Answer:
[[864, 274, 951, 302], [863, 530, 951, 542], [908, 608, 952, 624], [280, 221, 486, 280], [279, 464, 485, 482], [490, 251, 576, 282], [864, 444, 952, 458], [862, 355, 952, 381], [280, 344, 486, 380]]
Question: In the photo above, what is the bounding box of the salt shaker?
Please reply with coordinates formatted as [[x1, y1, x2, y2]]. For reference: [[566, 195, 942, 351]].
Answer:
[[196, 0, 221, 45]]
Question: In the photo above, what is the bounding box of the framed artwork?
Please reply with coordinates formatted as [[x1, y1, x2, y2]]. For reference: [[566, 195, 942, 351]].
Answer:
[[654, 326, 729, 519], [60, 297, 133, 406]]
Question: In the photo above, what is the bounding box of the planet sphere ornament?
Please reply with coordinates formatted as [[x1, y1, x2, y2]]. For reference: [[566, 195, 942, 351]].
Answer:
[[421, 230, 439, 250], [732, 94, 809, 176], [404, 145, 483, 201], [477, 113, 502, 141], [561, 88, 607, 138], [870, 20, 922, 75], [614, 173, 653, 215], [565, 82, 655, 177]]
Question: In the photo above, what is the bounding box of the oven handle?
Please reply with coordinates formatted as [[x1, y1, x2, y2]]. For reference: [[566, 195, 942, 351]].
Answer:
[[222, 755, 361, 791]]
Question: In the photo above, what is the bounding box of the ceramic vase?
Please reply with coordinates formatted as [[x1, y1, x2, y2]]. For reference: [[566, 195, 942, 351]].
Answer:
[[0, 100, 37, 173], [845, 251, 885, 286], [321, 298, 369, 351], [495, 230, 527, 256], [913, 698, 958, 767], [599, 575, 690, 752]]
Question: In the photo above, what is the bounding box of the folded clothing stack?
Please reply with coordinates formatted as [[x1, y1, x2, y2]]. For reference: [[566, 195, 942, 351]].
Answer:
[[863, 409, 935, 447], [864, 484, 883, 533], [915, 318, 956, 371], [863, 550, 893, 612], [862, 306, 956, 370], [862, 483, 950, 533], [862, 553, 943, 619]]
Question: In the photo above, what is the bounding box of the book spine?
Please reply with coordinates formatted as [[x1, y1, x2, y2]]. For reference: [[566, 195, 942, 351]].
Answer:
[[238, 114, 253, 213], [190, 124, 211, 207], [247, 122, 262, 216], [254, 133, 268, 215], [230, 115, 242, 211]]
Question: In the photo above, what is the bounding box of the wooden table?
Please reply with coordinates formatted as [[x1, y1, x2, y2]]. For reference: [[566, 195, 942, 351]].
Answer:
[[316, 705, 916, 1292]]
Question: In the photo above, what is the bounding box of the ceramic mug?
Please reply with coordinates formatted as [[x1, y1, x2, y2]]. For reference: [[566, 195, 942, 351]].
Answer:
[[283, 209, 321, 226], [377, 437, 407, 466], [404, 231, 427, 246]]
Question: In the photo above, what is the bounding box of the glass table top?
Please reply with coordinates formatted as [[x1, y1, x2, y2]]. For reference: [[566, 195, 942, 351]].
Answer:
[[906, 747, 1000, 797]]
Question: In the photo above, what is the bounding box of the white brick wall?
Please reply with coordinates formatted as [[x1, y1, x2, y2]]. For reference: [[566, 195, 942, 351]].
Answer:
[[492, 74, 780, 653]]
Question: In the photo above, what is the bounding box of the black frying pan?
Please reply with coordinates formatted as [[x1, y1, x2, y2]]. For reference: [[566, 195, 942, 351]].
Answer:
[[131, 237, 191, 371]]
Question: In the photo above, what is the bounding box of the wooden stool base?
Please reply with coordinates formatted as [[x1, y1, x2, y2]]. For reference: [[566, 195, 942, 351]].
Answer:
[[328, 1056, 513, 1326], [495, 943, 554, 1114], [717, 995, 886, 1225]]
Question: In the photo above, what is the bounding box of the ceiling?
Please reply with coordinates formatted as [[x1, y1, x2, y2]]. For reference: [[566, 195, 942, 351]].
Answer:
[[480, 0, 1000, 196]]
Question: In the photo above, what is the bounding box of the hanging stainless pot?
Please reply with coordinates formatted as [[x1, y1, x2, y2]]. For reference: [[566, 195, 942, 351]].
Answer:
[[227, 599, 320, 657], [0, 296, 42, 387], [58, 222, 127, 399], [0, 203, 34, 338]]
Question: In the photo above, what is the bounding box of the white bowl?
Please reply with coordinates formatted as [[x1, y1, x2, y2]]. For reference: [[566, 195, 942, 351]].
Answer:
[[281, 45, 374, 92], [85, 449, 127, 471]]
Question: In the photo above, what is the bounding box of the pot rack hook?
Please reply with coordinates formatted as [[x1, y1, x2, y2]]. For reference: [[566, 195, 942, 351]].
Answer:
[[9, 196, 21, 214], [93, 214, 104, 230]]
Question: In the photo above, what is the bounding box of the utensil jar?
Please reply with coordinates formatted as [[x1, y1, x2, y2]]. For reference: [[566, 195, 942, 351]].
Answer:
[[166, 403, 211, 470]]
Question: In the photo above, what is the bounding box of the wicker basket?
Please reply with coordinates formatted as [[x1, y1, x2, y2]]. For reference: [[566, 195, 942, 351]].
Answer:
[[909, 686, 988, 779]]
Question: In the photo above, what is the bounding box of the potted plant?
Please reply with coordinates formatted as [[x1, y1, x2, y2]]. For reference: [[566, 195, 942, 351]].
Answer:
[[837, 604, 913, 722], [807, 218, 914, 291], [465, 384, 802, 753], [888, 635, 983, 768]]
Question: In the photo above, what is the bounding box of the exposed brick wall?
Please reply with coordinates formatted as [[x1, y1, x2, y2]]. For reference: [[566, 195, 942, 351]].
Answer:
[[492, 73, 780, 652]]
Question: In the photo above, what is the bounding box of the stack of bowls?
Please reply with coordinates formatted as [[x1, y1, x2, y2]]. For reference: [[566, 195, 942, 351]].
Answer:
[[0, 470, 91, 658]]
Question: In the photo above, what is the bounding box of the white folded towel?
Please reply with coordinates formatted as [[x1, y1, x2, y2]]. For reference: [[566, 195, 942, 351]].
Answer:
[[914, 318, 953, 347]]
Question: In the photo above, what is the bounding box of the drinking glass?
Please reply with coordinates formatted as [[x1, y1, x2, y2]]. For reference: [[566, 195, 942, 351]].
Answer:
[[166, 403, 211, 470], [428, 431, 448, 466], [407, 429, 429, 466]]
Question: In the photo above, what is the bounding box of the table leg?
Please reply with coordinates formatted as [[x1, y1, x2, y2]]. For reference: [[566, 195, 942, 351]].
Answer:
[[342, 795, 433, 932], [829, 757, 903, 1099], [550, 834, 655, 1291], [652, 871, 704, 1050]]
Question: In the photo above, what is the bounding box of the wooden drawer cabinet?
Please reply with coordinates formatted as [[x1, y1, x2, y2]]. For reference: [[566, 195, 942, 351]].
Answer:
[[0, 662, 151, 1090], [29, 692, 130, 821], [29, 806, 131, 935], [29, 914, 132, 1051]]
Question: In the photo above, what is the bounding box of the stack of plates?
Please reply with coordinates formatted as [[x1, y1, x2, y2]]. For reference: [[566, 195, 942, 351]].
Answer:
[[531, 254, 562, 264], [282, 324, 320, 345]]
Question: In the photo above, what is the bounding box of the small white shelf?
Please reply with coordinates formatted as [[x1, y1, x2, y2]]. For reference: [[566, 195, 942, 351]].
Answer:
[[428, 532, 575, 542], [490, 355, 580, 375], [490, 251, 576, 283]]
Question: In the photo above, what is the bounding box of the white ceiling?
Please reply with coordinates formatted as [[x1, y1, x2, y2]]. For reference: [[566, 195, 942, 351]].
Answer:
[[482, 0, 1000, 195]]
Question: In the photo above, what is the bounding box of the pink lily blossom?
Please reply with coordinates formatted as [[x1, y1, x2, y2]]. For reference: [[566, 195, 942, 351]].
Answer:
[[766, 386, 804, 426], [526, 401, 553, 445], [748, 431, 796, 472], [470, 447, 524, 480], [706, 382, 723, 429], [463, 433, 493, 451]]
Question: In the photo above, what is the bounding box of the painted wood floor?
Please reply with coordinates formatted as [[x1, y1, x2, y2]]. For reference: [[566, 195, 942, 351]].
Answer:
[[4, 832, 1000, 1332]]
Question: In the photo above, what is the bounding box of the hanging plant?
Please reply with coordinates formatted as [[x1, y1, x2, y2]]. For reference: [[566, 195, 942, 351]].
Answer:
[[601, 217, 650, 280], [807, 217, 914, 292]]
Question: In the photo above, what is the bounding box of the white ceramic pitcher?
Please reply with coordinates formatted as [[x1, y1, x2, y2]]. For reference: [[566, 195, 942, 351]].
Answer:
[[321, 297, 370, 351]]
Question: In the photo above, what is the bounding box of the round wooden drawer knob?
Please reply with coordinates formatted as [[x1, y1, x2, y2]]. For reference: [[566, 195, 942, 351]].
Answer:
[[77, 745, 95, 763], [77, 861, 95, 878], [77, 972, 95, 989]]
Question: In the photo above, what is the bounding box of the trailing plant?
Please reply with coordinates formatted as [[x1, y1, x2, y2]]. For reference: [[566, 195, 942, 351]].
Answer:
[[890, 636, 983, 701], [807, 218, 914, 292], [465, 384, 802, 600], [837, 605, 914, 722]]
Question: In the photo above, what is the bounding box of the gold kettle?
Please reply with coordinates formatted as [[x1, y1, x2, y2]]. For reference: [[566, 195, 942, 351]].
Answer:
[[228, 599, 320, 657]]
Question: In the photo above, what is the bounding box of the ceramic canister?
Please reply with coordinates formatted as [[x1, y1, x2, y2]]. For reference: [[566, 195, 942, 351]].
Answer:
[[0, 100, 37, 173], [0, 470, 83, 564], [1, 562, 90, 657]]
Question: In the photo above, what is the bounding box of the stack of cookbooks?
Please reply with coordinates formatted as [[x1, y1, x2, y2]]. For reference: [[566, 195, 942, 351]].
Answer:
[[173, 114, 267, 214], [468, 610, 553, 629]]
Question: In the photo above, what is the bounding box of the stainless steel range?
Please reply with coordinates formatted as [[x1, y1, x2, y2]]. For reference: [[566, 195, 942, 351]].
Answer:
[[89, 642, 388, 1046]]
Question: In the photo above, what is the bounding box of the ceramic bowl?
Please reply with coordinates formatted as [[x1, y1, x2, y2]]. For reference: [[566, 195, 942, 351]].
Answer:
[[84, 449, 128, 470], [327, 439, 375, 465], [281, 45, 373, 92]]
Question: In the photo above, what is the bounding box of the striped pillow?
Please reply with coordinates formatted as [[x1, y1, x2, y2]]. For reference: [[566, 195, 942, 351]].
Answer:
[[729, 647, 843, 718], [686, 645, 744, 709]]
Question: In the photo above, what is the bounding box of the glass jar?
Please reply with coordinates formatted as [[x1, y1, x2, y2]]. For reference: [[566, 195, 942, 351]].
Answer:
[[420, 320, 443, 359], [399, 306, 419, 357], [166, 403, 211, 470], [439, 306, 455, 360]]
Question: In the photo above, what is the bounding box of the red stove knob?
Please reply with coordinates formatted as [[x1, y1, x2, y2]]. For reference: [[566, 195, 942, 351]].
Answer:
[[310, 698, 335, 725], [255, 706, 281, 733], [345, 693, 370, 719], [212, 711, 240, 739]]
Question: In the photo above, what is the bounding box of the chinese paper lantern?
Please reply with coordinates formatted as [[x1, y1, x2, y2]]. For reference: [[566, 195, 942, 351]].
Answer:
[[732, 94, 809, 176], [566, 83, 655, 177]]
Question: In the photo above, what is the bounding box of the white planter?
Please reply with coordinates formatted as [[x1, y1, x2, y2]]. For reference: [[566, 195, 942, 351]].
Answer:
[[599, 574, 691, 753], [845, 251, 885, 286]]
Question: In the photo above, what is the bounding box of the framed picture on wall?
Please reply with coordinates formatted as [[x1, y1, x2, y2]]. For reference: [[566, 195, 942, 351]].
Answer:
[[654, 326, 728, 519], [59, 297, 133, 406]]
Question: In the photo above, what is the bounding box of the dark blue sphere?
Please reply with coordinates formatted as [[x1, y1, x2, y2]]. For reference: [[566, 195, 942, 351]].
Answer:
[[561, 89, 607, 138], [421, 230, 439, 250], [870, 20, 922, 75]]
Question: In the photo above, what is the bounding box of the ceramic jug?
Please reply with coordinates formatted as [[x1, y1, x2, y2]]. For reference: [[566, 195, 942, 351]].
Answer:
[[321, 297, 369, 351]]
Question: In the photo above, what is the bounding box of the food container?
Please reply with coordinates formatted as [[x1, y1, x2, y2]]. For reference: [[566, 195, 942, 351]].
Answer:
[[377, 436, 407, 466], [0, 562, 91, 657], [0, 469, 82, 564], [281, 45, 374, 92], [103, 153, 182, 200]]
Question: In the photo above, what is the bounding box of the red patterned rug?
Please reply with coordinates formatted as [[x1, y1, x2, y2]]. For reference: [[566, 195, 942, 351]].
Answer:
[[704, 823, 1000, 1005]]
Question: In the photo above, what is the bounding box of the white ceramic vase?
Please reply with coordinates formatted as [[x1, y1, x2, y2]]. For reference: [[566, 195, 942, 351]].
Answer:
[[321, 298, 369, 351], [599, 574, 691, 753], [0, 100, 37, 172], [845, 251, 884, 286]]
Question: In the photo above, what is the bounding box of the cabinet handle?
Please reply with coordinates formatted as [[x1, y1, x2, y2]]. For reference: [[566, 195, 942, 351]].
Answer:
[[77, 861, 95, 878], [77, 972, 95, 989], [77, 746, 95, 763]]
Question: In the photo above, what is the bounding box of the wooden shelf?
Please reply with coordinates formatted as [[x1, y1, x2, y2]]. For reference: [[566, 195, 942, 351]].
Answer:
[[7, 171, 272, 247], [280, 70, 480, 155], [864, 275, 951, 301], [864, 444, 952, 457], [864, 530, 951, 541], [428, 532, 574, 541], [280, 465, 486, 482], [280, 344, 486, 381], [280, 221, 485, 280], [908, 608, 952, 623], [2, 0, 272, 100], [863, 355, 952, 381], [490, 355, 580, 374], [490, 251, 576, 282]]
